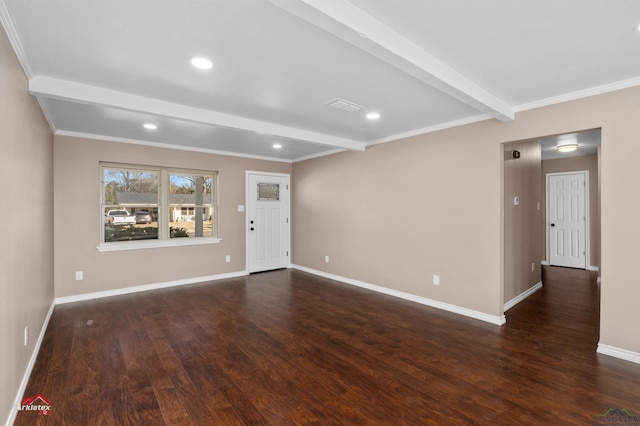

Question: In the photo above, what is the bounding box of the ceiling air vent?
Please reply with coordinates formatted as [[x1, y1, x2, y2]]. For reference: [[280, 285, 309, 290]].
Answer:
[[326, 98, 364, 113]]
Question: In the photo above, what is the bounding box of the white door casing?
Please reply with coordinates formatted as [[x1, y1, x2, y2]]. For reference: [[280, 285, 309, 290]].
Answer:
[[246, 172, 290, 273], [547, 171, 588, 269]]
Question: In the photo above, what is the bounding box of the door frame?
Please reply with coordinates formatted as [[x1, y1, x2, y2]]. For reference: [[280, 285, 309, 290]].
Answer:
[[245, 171, 291, 273], [545, 170, 590, 269]]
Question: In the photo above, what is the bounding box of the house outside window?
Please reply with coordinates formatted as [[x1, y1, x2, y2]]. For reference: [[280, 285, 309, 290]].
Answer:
[[101, 163, 217, 247]]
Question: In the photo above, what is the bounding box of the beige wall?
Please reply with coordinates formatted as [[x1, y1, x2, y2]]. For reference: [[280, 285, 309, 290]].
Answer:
[[293, 86, 640, 355], [293, 128, 505, 317], [0, 28, 54, 423], [542, 154, 600, 268], [53, 136, 291, 298], [503, 140, 542, 304]]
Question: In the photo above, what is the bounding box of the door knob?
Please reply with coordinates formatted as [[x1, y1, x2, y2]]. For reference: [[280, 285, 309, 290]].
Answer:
[[250, 227, 254, 231], [550, 223, 556, 227]]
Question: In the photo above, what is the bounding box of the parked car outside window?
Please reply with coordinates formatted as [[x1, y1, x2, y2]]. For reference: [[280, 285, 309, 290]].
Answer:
[[135, 211, 152, 224]]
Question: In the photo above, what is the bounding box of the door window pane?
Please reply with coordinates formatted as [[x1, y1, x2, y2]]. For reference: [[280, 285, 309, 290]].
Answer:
[[258, 183, 279, 201]]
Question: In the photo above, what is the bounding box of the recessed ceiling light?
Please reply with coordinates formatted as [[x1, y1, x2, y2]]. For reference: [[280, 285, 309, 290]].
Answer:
[[143, 123, 157, 130], [272, 143, 282, 149], [634, 22, 640, 33], [190, 56, 213, 70], [557, 143, 578, 153], [366, 112, 381, 120]]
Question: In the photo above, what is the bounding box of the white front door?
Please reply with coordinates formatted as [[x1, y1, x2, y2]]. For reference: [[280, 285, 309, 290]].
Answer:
[[247, 172, 290, 273], [547, 171, 588, 269]]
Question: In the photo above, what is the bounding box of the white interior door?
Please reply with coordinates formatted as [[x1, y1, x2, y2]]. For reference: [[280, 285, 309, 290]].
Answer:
[[547, 171, 588, 269], [247, 172, 290, 273]]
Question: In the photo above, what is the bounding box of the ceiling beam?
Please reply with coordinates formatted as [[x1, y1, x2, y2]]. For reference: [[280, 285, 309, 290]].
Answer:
[[29, 76, 366, 152], [268, 0, 514, 122]]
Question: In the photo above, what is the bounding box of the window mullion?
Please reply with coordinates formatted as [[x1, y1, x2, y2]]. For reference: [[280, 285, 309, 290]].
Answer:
[[159, 169, 169, 240]]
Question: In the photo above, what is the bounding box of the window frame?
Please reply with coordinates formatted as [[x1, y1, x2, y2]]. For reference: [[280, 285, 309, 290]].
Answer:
[[97, 162, 220, 252]]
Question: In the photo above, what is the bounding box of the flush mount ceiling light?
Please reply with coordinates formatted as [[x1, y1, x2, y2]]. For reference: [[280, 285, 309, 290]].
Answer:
[[557, 143, 578, 152], [190, 56, 213, 70], [143, 123, 157, 130], [272, 143, 282, 149], [366, 112, 381, 120]]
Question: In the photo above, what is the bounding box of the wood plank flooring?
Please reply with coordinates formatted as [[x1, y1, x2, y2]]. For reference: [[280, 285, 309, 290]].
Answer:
[[14, 267, 640, 425]]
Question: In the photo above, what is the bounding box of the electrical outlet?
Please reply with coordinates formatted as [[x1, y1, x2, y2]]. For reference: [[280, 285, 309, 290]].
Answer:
[[75, 271, 83, 281], [325, 256, 330, 263], [24, 326, 28, 346], [225, 255, 231, 263], [433, 275, 440, 286]]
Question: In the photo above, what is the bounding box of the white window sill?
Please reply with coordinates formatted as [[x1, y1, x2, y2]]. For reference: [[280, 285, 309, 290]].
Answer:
[[96, 237, 221, 252]]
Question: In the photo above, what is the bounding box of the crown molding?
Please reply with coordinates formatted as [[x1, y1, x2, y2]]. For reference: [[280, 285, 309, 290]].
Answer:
[[0, 0, 33, 78], [514, 76, 640, 113]]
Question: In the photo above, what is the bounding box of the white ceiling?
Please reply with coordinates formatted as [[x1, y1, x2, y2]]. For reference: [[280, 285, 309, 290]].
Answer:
[[1, 0, 638, 162], [540, 129, 601, 160]]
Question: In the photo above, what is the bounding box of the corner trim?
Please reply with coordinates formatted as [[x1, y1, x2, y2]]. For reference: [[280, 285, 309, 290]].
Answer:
[[6, 300, 56, 426], [291, 264, 505, 326], [597, 344, 640, 364], [503, 282, 543, 312], [55, 271, 248, 304]]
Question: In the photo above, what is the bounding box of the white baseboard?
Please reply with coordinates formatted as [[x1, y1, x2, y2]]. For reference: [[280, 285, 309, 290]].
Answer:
[[291, 264, 506, 326], [55, 271, 248, 304], [503, 282, 543, 312], [597, 344, 640, 364], [541, 260, 599, 272], [6, 300, 56, 426]]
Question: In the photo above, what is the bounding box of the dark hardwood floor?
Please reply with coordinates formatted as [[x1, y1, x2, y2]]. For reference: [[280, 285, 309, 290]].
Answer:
[[15, 267, 640, 425]]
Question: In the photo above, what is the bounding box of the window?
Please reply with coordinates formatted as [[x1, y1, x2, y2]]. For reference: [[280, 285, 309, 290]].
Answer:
[[168, 172, 214, 238], [257, 182, 280, 201], [100, 163, 218, 249]]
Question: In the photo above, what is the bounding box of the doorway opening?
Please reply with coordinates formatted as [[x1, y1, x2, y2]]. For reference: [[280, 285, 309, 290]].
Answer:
[[540, 129, 601, 272], [502, 128, 601, 314]]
